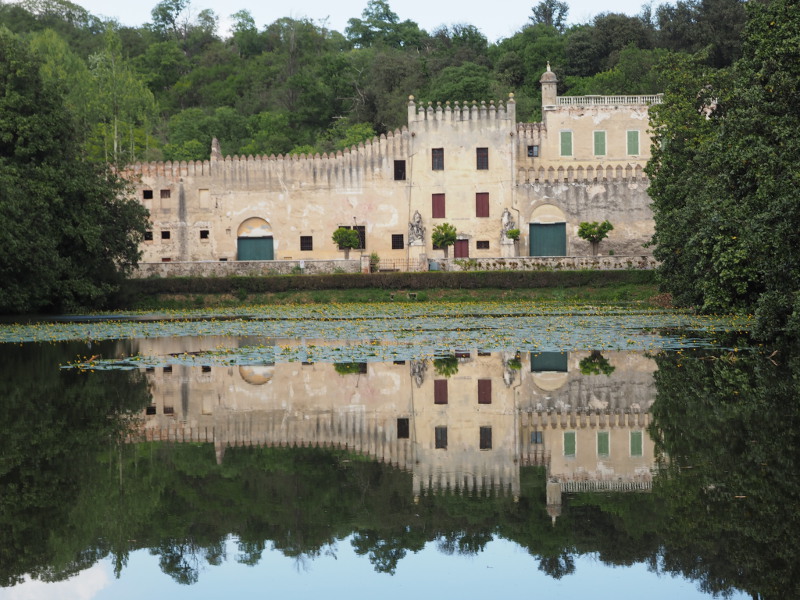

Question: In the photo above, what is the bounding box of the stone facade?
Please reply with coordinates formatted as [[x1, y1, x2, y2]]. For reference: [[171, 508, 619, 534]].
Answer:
[[127, 66, 659, 268]]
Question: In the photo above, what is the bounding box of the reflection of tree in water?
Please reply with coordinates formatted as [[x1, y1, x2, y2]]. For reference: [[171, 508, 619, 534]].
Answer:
[[4, 344, 799, 596], [649, 345, 800, 599]]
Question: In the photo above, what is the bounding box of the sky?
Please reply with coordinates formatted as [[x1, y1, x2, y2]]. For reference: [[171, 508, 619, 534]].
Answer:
[[70, 0, 662, 43]]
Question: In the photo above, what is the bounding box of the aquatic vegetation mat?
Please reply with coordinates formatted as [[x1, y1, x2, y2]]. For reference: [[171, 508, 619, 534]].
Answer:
[[0, 302, 751, 369]]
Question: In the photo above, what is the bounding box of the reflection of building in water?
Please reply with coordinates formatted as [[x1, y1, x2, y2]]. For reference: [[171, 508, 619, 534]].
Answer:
[[132, 340, 656, 513]]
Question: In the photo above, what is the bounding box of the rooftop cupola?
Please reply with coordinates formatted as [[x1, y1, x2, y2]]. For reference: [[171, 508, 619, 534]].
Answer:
[[540, 62, 558, 108]]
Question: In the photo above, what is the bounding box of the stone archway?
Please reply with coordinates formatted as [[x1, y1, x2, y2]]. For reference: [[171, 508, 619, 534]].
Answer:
[[529, 204, 567, 256], [237, 217, 273, 260]]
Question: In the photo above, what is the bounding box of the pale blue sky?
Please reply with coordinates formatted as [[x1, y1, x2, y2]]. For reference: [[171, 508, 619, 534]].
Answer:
[[72, 0, 663, 43]]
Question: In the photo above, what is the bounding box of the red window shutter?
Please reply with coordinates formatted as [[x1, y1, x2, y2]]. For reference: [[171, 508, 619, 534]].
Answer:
[[476, 193, 489, 217], [432, 193, 446, 218], [434, 379, 448, 404], [478, 379, 492, 404]]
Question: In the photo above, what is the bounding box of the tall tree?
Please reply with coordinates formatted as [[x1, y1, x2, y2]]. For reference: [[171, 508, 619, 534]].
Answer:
[[530, 0, 569, 33], [0, 28, 149, 313], [647, 0, 800, 340]]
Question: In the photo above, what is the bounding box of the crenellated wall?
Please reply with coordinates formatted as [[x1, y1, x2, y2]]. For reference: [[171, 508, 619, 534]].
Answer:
[[127, 71, 658, 269]]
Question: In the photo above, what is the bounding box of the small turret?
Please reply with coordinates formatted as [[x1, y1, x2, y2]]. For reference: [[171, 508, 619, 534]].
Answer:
[[540, 62, 558, 108]]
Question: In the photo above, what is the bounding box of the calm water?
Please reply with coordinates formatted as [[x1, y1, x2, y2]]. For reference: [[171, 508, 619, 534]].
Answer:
[[0, 305, 796, 599]]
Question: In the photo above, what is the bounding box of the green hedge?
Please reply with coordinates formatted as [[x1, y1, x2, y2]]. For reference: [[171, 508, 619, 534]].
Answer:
[[122, 270, 655, 296]]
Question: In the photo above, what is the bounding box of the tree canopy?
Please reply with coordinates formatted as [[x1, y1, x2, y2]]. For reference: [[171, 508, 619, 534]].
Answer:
[[646, 0, 800, 340], [0, 28, 149, 313]]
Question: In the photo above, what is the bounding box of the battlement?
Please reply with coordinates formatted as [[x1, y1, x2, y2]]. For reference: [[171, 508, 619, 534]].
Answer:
[[125, 127, 412, 187], [407, 94, 516, 126]]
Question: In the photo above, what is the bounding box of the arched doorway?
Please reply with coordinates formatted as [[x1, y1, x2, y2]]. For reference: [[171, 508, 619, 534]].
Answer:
[[237, 218, 273, 260], [529, 204, 567, 256]]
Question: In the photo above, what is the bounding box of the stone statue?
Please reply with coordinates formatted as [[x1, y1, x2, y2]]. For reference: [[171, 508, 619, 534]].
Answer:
[[408, 210, 425, 245], [501, 208, 515, 239], [410, 359, 427, 387]]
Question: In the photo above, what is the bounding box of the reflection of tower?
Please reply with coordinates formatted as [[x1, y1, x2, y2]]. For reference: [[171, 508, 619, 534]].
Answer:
[[546, 478, 562, 526]]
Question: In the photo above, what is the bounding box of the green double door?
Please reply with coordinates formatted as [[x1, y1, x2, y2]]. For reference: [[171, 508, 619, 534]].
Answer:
[[237, 236, 274, 260], [529, 223, 566, 256]]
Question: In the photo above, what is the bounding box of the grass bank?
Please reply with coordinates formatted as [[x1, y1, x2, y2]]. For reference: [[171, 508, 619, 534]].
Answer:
[[117, 270, 663, 311]]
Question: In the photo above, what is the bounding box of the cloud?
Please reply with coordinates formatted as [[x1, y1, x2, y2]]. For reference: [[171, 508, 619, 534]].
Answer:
[[2, 563, 111, 600]]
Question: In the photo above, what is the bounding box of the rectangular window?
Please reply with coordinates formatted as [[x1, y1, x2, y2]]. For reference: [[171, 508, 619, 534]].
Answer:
[[432, 148, 444, 170], [160, 189, 171, 199], [397, 418, 410, 439], [392, 234, 404, 249], [435, 426, 448, 449], [142, 189, 153, 200], [531, 431, 543, 444], [144, 231, 153, 241], [200, 230, 209, 239], [161, 230, 170, 240], [300, 235, 313, 251], [394, 160, 406, 180], [594, 130, 606, 156], [564, 431, 576, 457], [527, 145, 539, 158], [432, 193, 446, 218], [597, 431, 610, 457], [476, 147, 488, 170], [476, 240, 489, 249], [480, 426, 492, 450], [630, 431, 643, 457], [161, 257, 171, 262], [478, 379, 492, 404], [434, 379, 448, 404], [560, 131, 573, 157], [627, 130, 640, 155], [145, 405, 156, 415], [476, 192, 489, 218]]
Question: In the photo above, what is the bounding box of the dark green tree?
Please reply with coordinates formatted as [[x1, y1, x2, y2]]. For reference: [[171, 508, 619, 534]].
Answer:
[[530, 0, 569, 33], [647, 0, 800, 339], [0, 29, 149, 313]]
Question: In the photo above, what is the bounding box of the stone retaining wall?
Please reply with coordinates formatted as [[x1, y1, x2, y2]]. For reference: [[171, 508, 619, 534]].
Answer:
[[441, 255, 657, 271], [134, 259, 360, 278]]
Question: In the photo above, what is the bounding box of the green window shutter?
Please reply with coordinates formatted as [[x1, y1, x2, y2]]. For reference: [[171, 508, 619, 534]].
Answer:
[[564, 431, 576, 457], [594, 131, 606, 156], [597, 431, 609, 456], [630, 431, 643, 456], [560, 131, 572, 156], [627, 130, 640, 155]]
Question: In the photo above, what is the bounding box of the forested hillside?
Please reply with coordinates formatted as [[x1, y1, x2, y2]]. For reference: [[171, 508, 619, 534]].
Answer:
[[0, 0, 746, 165]]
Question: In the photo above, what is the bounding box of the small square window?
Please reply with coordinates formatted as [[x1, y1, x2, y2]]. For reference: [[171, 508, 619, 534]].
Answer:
[[300, 235, 313, 251], [143, 190, 153, 199], [480, 426, 492, 450], [394, 160, 406, 180], [527, 145, 539, 158], [163, 406, 174, 415], [200, 229, 209, 239], [160, 189, 171, 199], [161, 257, 171, 262], [144, 231, 153, 241], [476, 147, 488, 170], [392, 234, 404, 249], [201, 365, 211, 372], [145, 405, 156, 415], [435, 426, 448, 449], [432, 148, 444, 170], [476, 240, 489, 249], [163, 366, 172, 374], [397, 418, 410, 439], [161, 230, 171, 240]]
